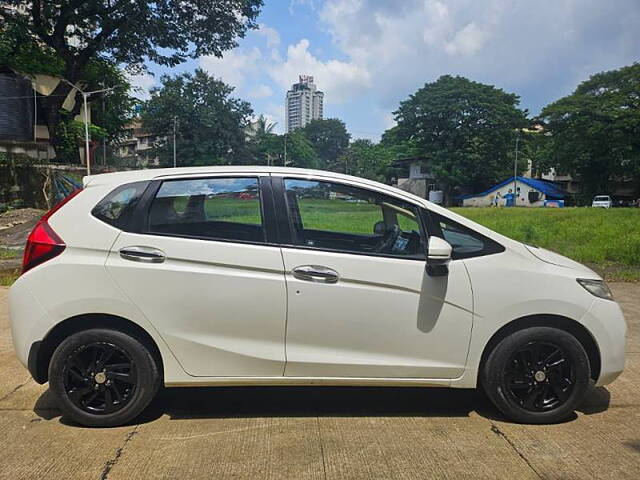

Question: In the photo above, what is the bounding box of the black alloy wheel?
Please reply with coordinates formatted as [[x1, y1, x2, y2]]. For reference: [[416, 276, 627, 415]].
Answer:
[[63, 342, 137, 414], [503, 341, 575, 412], [482, 326, 591, 424], [49, 328, 160, 427]]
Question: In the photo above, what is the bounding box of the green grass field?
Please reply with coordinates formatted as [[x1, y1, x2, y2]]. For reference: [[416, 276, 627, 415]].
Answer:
[[194, 197, 640, 280], [2, 201, 637, 285], [453, 207, 640, 280]]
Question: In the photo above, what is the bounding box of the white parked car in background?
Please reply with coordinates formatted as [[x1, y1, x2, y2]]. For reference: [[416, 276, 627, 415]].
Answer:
[[592, 195, 613, 208], [9, 167, 626, 427]]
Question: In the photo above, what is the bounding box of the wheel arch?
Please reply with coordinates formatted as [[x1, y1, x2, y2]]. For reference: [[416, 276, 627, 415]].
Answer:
[[31, 313, 164, 384], [478, 314, 601, 383]]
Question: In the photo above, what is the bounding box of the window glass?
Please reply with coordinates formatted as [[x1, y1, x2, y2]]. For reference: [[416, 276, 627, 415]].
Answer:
[[148, 177, 264, 243], [432, 213, 504, 259], [92, 181, 148, 229], [284, 179, 424, 258]]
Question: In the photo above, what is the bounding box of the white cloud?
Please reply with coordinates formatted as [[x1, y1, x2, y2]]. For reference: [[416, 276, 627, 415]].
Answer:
[[256, 24, 281, 49], [126, 72, 156, 100], [319, 0, 640, 113], [444, 22, 489, 56], [268, 39, 371, 104], [263, 101, 286, 134], [199, 47, 261, 90], [248, 84, 273, 99]]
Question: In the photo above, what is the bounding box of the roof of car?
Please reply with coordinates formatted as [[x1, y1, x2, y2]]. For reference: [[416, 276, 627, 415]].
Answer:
[[83, 166, 428, 205]]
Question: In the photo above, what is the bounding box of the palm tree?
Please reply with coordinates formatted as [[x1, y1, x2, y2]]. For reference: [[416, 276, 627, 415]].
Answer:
[[250, 115, 277, 137]]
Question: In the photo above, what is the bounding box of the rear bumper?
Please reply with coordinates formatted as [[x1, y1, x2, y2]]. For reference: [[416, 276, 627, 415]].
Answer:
[[9, 278, 53, 381], [581, 298, 627, 386]]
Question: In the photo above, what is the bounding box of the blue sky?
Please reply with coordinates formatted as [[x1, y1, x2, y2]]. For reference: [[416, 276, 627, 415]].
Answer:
[[130, 0, 640, 140]]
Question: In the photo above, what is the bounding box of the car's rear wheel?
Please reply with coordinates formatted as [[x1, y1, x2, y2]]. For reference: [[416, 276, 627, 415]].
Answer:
[[49, 329, 160, 427], [482, 327, 591, 424]]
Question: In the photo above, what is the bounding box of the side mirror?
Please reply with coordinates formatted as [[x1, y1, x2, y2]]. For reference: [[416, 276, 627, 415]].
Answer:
[[426, 236, 452, 277]]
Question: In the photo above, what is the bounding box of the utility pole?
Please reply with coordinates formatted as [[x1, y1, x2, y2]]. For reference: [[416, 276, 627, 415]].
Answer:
[[173, 117, 177, 168], [102, 93, 106, 166], [63, 80, 114, 176], [513, 131, 520, 206], [283, 133, 287, 166]]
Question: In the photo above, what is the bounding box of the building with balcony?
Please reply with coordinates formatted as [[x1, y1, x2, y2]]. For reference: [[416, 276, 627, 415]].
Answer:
[[285, 75, 324, 132]]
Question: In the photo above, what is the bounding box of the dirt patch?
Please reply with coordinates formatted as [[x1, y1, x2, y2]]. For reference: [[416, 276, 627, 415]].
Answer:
[[0, 208, 44, 250]]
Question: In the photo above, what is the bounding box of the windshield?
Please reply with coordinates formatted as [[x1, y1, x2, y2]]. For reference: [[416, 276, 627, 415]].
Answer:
[[594, 196, 610, 201]]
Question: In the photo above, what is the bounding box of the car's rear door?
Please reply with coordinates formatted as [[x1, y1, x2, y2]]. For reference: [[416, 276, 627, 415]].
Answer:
[[273, 175, 474, 379], [105, 173, 287, 377]]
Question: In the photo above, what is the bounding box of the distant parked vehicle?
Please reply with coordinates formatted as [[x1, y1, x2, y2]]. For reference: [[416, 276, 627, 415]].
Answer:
[[592, 195, 612, 208]]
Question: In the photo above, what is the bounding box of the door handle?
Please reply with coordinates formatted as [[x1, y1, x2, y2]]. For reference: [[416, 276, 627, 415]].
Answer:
[[292, 265, 339, 284], [119, 246, 166, 263]]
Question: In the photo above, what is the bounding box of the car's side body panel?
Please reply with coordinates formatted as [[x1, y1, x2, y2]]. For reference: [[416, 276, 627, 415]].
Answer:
[[450, 247, 621, 388], [8, 167, 626, 393], [105, 232, 288, 377], [9, 184, 187, 382], [280, 247, 474, 378]]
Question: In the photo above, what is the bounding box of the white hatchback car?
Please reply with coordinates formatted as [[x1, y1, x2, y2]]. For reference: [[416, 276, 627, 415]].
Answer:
[[10, 167, 626, 427]]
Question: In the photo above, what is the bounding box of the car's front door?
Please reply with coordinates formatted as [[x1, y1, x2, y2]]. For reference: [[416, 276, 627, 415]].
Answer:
[[106, 174, 287, 377], [274, 176, 474, 379]]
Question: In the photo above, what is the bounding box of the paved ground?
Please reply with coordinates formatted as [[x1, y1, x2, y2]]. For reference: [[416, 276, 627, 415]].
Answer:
[[0, 284, 639, 479]]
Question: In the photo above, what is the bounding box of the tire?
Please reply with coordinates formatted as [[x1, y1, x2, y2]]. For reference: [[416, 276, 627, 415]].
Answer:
[[49, 328, 160, 427], [481, 327, 591, 424]]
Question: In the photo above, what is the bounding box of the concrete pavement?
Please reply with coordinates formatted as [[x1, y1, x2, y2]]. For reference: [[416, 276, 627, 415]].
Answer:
[[1, 283, 639, 479]]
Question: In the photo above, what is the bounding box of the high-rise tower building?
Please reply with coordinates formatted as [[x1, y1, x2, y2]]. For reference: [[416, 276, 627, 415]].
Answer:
[[285, 75, 324, 132]]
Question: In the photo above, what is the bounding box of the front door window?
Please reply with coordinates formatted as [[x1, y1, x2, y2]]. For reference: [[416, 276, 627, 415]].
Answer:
[[283, 179, 425, 259]]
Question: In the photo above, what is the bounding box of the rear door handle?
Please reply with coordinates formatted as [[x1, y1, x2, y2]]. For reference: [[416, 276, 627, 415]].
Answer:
[[119, 246, 166, 263], [292, 265, 339, 284]]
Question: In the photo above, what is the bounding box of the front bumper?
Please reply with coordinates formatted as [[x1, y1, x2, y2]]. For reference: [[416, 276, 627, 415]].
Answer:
[[581, 297, 627, 386]]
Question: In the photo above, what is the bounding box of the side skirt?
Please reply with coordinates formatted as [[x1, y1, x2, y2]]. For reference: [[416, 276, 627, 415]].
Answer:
[[165, 377, 452, 388]]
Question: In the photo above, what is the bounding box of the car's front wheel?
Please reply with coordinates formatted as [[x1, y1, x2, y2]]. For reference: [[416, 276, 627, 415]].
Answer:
[[49, 328, 160, 427], [482, 326, 591, 424]]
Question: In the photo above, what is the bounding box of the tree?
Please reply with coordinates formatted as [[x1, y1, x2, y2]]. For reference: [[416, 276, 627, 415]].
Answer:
[[520, 126, 554, 180], [250, 130, 318, 168], [248, 115, 277, 137], [540, 63, 640, 203], [388, 75, 529, 204], [0, 0, 262, 160], [338, 139, 394, 182], [302, 118, 350, 171], [141, 69, 253, 166]]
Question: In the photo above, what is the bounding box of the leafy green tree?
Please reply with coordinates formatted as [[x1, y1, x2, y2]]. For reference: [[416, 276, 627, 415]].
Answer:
[[541, 63, 640, 203], [249, 130, 318, 168], [284, 130, 318, 168], [141, 69, 253, 166], [520, 126, 554, 180], [302, 118, 350, 171], [1, 23, 136, 161], [0, 0, 262, 160], [388, 75, 529, 204], [338, 139, 394, 181]]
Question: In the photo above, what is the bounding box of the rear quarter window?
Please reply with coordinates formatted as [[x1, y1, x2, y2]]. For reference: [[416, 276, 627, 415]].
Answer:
[[92, 181, 149, 230]]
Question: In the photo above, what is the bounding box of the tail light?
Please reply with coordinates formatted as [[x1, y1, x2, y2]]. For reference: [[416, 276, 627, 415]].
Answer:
[[22, 189, 83, 274]]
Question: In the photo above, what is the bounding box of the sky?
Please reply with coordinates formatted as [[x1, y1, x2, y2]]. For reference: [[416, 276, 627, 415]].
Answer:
[[128, 0, 640, 140]]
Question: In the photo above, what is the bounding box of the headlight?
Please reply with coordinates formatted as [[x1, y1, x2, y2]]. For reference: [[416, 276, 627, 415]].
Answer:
[[577, 279, 613, 300]]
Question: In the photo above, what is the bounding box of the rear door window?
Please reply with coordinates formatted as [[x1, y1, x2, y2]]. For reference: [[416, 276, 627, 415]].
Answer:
[[147, 177, 265, 243], [92, 181, 149, 230]]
